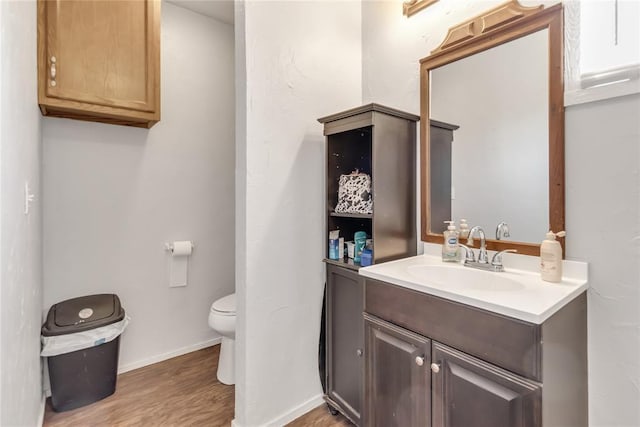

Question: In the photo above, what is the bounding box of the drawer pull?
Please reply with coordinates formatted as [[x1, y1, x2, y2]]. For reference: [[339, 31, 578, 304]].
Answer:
[[415, 356, 425, 366], [431, 362, 441, 373]]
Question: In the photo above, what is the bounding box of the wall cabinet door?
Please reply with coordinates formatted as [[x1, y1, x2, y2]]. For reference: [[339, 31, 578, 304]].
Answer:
[[38, 0, 161, 127], [432, 342, 542, 427], [326, 265, 364, 425], [364, 315, 431, 427]]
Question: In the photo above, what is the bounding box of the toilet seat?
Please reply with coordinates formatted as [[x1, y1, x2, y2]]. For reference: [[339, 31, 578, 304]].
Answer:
[[211, 294, 235, 316]]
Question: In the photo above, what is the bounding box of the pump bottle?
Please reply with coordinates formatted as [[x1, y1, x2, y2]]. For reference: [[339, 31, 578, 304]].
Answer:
[[459, 219, 470, 239], [541, 230, 565, 282], [442, 221, 459, 262]]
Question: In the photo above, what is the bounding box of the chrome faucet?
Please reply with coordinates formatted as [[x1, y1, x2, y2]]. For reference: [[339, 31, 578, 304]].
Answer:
[[467, 226, 488, 264], [496, 222, 510, 240], [463, 226, 517, 272], [462, 243, 518, 273]]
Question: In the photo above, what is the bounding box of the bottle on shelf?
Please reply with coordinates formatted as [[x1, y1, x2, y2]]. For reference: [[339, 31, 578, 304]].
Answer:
[[329, 230, 340, 260], [353, 231, 367, 263]]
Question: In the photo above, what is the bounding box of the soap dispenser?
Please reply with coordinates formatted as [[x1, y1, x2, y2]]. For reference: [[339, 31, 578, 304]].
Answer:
[[442, 221, 459, 262], [540, 230, 565, 282], [459, 219, 470, 239]]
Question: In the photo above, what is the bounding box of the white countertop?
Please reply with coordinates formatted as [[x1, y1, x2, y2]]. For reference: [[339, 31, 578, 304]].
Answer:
[[359, 247, 588, 324]]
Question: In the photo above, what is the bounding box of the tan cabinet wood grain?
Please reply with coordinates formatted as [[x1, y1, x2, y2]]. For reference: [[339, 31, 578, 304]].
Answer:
[[38, 0, 161, 128]]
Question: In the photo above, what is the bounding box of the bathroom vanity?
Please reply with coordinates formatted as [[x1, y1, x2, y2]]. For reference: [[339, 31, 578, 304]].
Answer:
[[359, 252, 588, 427]]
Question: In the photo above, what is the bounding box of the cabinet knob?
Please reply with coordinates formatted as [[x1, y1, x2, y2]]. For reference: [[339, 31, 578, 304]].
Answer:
[[415, 356, 425, 366], [431, 362, 441, 373], [50, 56, 57, 87], [356, 349, 363, 357]]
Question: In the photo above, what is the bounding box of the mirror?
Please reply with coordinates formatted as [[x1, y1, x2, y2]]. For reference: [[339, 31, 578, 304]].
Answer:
[[430, 29, 549, 243], [420, 0, 564, 256]]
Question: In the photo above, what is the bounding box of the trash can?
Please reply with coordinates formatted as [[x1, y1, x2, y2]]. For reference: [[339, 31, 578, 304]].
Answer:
[[41, 294, 127, 412]]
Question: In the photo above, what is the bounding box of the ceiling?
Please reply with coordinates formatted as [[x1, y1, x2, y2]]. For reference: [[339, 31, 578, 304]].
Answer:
[[166, 0, 235, 25]]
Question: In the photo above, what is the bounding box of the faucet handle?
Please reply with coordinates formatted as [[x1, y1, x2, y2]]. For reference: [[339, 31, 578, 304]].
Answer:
[[496, 221, 510, 240], [491, 249, 518, 267], [458, 244, 475, 263]]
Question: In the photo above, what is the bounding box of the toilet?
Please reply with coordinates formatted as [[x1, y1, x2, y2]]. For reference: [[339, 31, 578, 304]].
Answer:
[[208, 293, 236, 385]]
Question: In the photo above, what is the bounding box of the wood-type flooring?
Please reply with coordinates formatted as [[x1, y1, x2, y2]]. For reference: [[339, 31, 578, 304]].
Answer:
[[43, 345, 351, 426]]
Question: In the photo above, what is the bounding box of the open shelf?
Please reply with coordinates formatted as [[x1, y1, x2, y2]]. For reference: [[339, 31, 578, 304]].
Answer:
[[320, 104, 418, 267], [330, 211, 373, 219], [323, 257, 363, 271]]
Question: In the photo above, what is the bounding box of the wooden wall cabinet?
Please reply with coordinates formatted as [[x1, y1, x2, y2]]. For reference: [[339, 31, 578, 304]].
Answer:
[[37, 0, 161, 128], [318, 104, 419, 425]]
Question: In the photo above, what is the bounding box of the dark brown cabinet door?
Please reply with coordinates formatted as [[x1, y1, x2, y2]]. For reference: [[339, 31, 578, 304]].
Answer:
[[364, 315, 431, 427], [326, 265, 364, 424], [432, 342, 542, 427]]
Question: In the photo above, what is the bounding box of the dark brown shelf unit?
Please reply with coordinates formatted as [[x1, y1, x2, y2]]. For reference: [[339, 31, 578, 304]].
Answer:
[[319, 103, 419, 266], [318, 103, 419, 426]]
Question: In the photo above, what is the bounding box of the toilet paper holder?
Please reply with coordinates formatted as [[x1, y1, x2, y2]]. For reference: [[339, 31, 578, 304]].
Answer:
[[164, 241, 195, 253]]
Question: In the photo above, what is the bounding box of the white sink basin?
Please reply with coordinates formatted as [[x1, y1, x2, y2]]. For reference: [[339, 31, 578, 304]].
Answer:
[[358, 253, 589, 324], [407, 264, 525, 291]]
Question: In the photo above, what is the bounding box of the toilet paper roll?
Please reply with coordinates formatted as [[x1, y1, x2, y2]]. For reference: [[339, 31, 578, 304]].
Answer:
[[169, 241, 193, 287], [170, 241, 193, 256]]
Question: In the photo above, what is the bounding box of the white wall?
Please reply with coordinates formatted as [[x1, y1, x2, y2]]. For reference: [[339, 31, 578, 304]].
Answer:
[[235, 1, 361, 425], [565, 93, 640, 427], [43, 3, 235, 371], [363, 2, 640, 426], [0, 1, 44, 425]]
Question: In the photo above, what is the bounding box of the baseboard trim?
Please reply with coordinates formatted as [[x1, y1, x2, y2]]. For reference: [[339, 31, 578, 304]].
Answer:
[[229, 394, 324, 427], [118, 337, 221, 374], [37, 393, 46, 427], [266, 393, 324, 426]]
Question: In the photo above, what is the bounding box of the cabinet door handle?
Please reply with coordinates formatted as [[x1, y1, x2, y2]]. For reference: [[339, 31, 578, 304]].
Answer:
[[415, 356, 425, 366], [50, 56, 57, 87], [356, 349, 363, 357], [431, 362, 441, 373]]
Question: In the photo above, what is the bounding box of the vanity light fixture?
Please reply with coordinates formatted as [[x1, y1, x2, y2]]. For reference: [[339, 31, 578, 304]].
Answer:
[[403, 0, 439, 17]]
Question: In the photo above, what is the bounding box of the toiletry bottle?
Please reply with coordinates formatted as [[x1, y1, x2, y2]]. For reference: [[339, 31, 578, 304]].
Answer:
[[328, 230, 340, 260], [360, 248, 373, 267], [459, 219, 470, 239], [540, 230, 565, 282], [442, 221, 459, 262], [353, 231, 367, 263]]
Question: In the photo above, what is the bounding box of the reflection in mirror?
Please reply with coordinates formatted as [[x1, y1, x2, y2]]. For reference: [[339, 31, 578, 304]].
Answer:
[[429, 29, 549, 244]]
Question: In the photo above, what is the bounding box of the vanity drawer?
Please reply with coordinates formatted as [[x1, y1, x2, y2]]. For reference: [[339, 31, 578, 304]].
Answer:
[[364, 278, 541, 381]]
